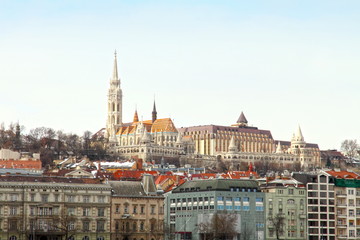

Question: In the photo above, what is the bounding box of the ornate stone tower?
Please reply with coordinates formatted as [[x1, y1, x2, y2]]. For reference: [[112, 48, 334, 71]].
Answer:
[[106, 51, 122, 142]]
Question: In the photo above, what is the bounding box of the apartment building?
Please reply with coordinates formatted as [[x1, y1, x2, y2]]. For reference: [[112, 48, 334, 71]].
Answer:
[[293, 171, 336, 240], [326, 170, 360, 239], [261, 178, 307, 240], [0, 176, 112, 240], [110, 174, 165, 240]]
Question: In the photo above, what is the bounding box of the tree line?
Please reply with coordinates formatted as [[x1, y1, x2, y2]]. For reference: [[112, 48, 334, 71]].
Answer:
[[0, 122, 108, 167]]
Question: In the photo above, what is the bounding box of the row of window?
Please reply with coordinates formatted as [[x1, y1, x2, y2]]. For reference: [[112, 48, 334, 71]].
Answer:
[[170, 196, 263, 203], [115, 204, 161, 215]]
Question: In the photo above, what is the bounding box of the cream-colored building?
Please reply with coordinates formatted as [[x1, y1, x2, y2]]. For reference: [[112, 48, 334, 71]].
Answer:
[[0, 176, 111, 240], [110, 175, 165, 240], [221, 126, 321, 170]]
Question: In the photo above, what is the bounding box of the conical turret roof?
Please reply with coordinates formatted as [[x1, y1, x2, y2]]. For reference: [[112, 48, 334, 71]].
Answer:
[[237, 112, 248, 124], [133, 110, 139, 122], [295, 125, 304, 142]]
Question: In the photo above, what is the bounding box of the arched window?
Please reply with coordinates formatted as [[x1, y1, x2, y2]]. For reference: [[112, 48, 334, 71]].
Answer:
[[97, 237, 104, 240], [83, 237, 90, 240], [287, 199, 295, 204], [9, 236, 17, 240]]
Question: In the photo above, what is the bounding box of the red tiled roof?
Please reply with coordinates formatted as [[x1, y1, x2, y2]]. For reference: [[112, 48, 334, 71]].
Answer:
[[326, 170, 359, 179]]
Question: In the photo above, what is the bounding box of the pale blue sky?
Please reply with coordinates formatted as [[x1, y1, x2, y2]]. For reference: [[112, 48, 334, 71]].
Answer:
[[1, 0, 360, 150]]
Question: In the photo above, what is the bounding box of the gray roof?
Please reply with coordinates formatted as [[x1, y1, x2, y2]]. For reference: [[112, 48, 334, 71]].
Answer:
[[172, 179, 259, 193], [110, 181, 146, 197], [237, 111, 248, 124]]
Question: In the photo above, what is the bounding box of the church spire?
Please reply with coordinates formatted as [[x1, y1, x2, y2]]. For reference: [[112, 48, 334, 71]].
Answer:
[[133, 109, 139, 123], [152, 99, 157, 123], [112, 50, 119, 81]]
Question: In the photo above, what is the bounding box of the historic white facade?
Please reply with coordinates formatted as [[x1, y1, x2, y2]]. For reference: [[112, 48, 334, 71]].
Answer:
[[105, 51, 122, 143], [221, 126, 320, 170]]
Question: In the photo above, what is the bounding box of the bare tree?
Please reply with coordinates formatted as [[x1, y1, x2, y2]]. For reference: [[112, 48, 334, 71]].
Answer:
[[268, 213, 285, 240], [341, 139, 359, 161], [51, 208, 78, 240], [198, 212, 239, 240]]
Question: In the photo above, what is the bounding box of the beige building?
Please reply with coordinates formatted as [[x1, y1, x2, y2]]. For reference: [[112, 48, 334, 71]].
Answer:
[[110, 175, 165, 240], [0, 176, 111, 240], [221, 126, 320, 170]]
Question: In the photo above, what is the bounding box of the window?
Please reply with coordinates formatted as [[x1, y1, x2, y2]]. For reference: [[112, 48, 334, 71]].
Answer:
[[30, 194, 35, 202], [124, 204, 129, 214], [288, 189, 294, 195], [54, 194, 59, 202], [97, 221, 105, 231], [9, 236, 17, 240], [83, 207, 91, 216], [256, 206, 264, 211], [140, 206, 145, 214], [133, 205, 137, 214], [83, 195, 90, 203], [83, 237, 90, 240], [41, 195, 48, 202], [98, 196, 105, 203], [115, 205, 120, 213], [151, 205, 155, 214], [133, 222, 137, 231], [243, 206, 250, 211], [9, 220, 17, 230], [67, 207, 75, 216], [10, 206, 17, 215], [67, 195, 75, 202], [68, 222, 75, 231], [243, 197, 249, 202], [140, 222, 144, 231], [83, 221, 90, 231], [98, 208, 105, 217], [256, 197, 263, 203]]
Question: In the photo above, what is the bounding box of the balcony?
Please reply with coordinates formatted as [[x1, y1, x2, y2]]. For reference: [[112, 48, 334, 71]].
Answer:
[[337, 213, 347, 218], [336, 193, 347, 198], [299, 214, 306, 219], [337, 204, 347, 208], [337, 235, 348, 239], [337, 224, 347, 228]]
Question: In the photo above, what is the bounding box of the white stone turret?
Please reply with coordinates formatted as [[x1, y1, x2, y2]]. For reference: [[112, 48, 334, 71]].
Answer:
[[228, 136, 238, 153], [276, 142, 282, 153], [140, 129, 151, 144], [106, 51, 123, 142]]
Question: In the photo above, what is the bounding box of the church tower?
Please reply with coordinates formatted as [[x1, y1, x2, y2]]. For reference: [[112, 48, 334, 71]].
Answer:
[[106, 51, 123, 142]]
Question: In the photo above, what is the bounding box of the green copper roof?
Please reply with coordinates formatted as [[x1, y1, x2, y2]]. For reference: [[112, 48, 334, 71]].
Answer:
[[335, 178, 360, 188], [172, 179, 259, 193]]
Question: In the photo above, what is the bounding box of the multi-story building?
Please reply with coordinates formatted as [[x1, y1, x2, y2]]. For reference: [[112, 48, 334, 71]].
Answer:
[[293, 171, 336, 240], [178, 112, 275, 156], [326, 170, 360, 239], [165, 178, 266, 240], [261, 178, 307, 240], [0, 176, 112, 240], [178, 114, 320, 169], [110, 174, 165, 240]]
